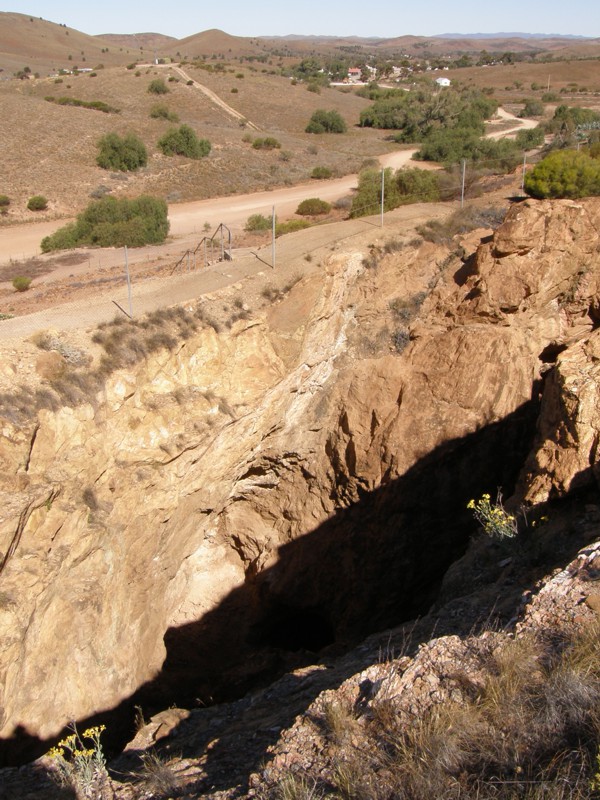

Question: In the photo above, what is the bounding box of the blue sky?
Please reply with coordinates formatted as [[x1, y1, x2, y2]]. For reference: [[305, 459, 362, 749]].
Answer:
[[8, 0, 600, 39]]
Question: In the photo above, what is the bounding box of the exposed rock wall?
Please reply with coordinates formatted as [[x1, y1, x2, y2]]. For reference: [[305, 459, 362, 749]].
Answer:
[[1, 197, 599, 756]]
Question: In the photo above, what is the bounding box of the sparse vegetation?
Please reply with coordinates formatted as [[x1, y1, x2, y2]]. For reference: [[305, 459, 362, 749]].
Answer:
[[41, 195, 169, 252], [149, 104, 179, 122], [96, 132, 148, 172], [245, 213, 273, 232], [44, 95, 120, 113], [350, 167, 440, 218], [12, 276, 32, 292], [417, 206, 506, 243], [27, 195, 48, 211], [148, 77, 169, 94], [157, 125, 211, 158], [252, 137, 281, 150], [272, 618, 600, 800], [305, 109, 347, 134], [311, 166, 333, 179], [467, 492, 518, 540], [47, 724, 108, 796], [296, 198, 331, 216], [276, 219, 312, 236], [138, 752, 180, 797]]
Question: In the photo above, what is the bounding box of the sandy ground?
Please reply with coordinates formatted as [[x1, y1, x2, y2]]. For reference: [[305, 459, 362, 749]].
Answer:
[[0, 106, 532, 265], [0, 106, 530, 348], [0, 147, 421, 265]]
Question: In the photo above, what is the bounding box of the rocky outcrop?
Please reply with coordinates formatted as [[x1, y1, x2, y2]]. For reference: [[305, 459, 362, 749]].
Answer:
[[1, 197, 600, 764]]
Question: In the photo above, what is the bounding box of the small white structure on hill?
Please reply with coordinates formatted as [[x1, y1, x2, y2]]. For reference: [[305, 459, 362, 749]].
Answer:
[[435, 77, 451, 87]]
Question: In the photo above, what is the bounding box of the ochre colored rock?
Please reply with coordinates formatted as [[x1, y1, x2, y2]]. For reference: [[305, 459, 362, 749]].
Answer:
[[0, 198, 599, 751]]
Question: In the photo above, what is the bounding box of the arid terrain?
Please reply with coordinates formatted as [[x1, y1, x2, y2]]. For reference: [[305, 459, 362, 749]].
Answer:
[[3, 13, 600, 800]]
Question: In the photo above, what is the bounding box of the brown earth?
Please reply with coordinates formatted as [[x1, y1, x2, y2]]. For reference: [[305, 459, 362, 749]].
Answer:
[[0, 195, 599, 778]]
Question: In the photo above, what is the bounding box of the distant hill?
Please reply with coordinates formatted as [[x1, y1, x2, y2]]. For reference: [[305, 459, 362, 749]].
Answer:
[[437, 32, 592, 40], [96, 32, 178, 52], [1, 11, 599, 77], [0, 12, 144, 73]]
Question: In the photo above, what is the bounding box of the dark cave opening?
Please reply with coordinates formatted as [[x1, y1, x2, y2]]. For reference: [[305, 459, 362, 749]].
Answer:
[[0, 399, 540, 769]]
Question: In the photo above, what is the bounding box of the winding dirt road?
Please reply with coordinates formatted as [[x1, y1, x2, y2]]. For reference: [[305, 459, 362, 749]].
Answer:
[[0, 107, 532, 266]]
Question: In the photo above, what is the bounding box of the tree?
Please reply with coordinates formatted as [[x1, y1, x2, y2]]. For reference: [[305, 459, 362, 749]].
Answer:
[[96, 132, 148, 171], [524, 150, 600, 199], [157, 125, 211, 158], [148, 78, 169, 94], [519, 99, 544, 118], [515, 127, 545, 150], [305, 109, 347, 134]]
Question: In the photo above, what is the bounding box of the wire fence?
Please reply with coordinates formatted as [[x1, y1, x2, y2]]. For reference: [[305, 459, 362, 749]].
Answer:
[[2, 138, 590, 329]]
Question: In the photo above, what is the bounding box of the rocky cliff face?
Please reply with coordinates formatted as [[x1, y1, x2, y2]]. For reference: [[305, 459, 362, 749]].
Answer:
[[1, 197, 599, 763]]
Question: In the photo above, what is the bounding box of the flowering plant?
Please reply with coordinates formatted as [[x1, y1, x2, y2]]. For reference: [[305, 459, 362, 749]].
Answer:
[[467, 492, 518, 540]]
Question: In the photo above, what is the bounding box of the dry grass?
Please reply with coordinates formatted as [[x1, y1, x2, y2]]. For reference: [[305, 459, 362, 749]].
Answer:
[[417, 205, 507, 245], [0, 302, 219, 423], [137, 752, 181, 798], [272, 621, 600, 800], [0, 62, 385, 219]]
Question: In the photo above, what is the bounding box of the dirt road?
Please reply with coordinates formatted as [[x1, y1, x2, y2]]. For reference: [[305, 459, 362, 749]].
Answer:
[[0, 202, 456, 340], [0, 149, 420, 265], [0, 107, 532, 266]]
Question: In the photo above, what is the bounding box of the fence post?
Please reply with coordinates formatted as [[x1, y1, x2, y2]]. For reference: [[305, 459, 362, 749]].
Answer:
[[381, 168, 385, 227], [460, 160, 466, 208], [124, 246, 133, 318], [272, 205, 276, 269]]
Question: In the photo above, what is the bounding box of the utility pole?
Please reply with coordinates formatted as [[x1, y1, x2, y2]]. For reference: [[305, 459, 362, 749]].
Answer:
[[272, 205, 276, 269], [381, 168, 385, 227], [124, 246, 133, 318]]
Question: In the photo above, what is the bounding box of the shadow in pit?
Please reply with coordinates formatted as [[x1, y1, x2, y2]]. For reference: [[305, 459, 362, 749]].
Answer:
[[109, 398, 546, 794], [7, 394, 593, 798]]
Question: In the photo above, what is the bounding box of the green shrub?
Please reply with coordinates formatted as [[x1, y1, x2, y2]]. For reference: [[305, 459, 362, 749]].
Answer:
[[395, 168, 440, 203], [252, 137, 281, 150], [416, 128, 520, 170], [157, 125, 211, 158], [12, 276, 32, 292], [0, 195, 10, 207], [311, 166, 332, 179], [519, 98, 544, 118], [41, 195, 169, 252], [149, 104, 179, 122], [275, 219, 311, 236], [350, 167, 440, 218], [148, 78, 169, 95], [44, 96, 119, 113], [96, 132, 148, 171], [361, 86, 497, 142], [305, 109, 347, 134], [515, 126, 545, 149], [524, 149, 600, 198], [27, 195, 48, 211], [244, 213, 272, 232], [296, 197, 331, 215]]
